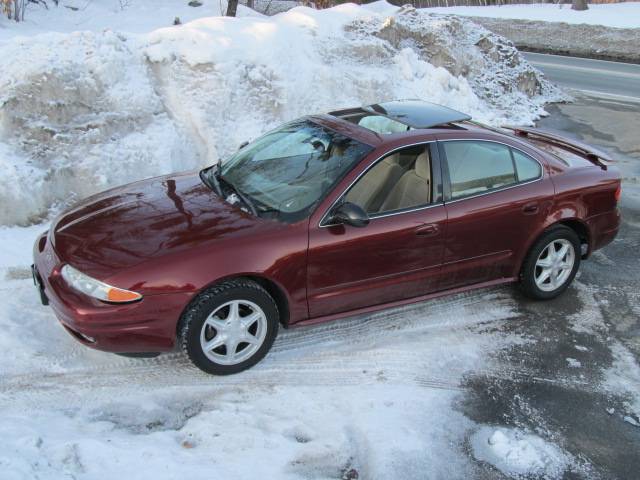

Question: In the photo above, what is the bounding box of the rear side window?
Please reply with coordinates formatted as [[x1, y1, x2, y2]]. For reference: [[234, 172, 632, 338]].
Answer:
[[512, 149, 542, 182], [442, 141, 541, 200]]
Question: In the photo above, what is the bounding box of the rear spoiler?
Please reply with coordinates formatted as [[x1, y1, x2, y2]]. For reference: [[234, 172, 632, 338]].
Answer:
[[503, 126, 612, 170]]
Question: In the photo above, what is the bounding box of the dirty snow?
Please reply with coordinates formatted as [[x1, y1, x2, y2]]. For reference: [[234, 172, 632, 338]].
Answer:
[[0, 1, 562, 226], [426, 2, 640, 29], [471, 427, 572, 478], [604, 341, 640, 422], [566, 357, 581, 368]]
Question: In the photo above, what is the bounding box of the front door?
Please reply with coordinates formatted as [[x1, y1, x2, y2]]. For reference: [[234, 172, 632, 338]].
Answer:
[[307, 143, 447, 318]]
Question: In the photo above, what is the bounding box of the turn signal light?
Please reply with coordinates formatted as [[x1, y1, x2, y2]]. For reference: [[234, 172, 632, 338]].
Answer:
[[107, 287, 143, 303], [614, 184, 621, 203]]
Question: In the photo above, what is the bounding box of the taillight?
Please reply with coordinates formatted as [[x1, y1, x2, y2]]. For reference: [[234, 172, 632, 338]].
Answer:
[[614, 183, 621, 203]]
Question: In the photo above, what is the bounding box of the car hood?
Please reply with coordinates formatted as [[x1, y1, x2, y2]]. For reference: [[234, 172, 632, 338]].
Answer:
[[51, 170, 268, 279]]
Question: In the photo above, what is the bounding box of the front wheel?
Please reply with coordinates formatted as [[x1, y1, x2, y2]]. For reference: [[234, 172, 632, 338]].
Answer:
[[179, 279, 279, 375], [520, 226, 581, 300]]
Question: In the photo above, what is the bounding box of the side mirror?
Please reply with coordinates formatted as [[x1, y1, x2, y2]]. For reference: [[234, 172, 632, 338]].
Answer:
[[238, 140, 249, 150], [331, 202, 369, 228]]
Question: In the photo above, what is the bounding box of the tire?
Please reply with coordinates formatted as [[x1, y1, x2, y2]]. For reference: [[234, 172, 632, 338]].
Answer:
[[520, 225, 581, 300], [179, 279, 279, 375]]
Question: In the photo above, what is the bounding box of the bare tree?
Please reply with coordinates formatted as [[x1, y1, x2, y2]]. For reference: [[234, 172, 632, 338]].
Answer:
[[571, 0, 588, 11], [226, 0, 238, 16], [2, 0, 58, 21]]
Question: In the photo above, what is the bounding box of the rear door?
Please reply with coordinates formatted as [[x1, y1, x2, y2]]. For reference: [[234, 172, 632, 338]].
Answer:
[[306, 143, 447, 318], [438, 138, 554, 289]]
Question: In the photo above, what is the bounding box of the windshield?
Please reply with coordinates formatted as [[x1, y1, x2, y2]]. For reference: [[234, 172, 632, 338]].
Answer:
[[218, 119, 373, 222]]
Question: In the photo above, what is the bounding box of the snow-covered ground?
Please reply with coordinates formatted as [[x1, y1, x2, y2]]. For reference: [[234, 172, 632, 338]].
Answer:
[[427, 2, 640, 29]]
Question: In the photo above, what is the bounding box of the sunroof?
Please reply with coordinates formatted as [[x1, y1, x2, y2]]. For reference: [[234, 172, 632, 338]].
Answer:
[[362, 100, 471, 129], [330, 100, 471, 131]]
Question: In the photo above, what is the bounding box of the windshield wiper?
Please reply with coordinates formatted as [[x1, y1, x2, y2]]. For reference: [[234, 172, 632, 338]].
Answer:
[[217, 171, 258, 217], [200, 165, 222, 197]]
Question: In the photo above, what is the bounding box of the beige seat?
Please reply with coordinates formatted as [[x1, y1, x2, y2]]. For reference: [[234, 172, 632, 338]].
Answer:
[[379, 151, 431, 212], [345, 153, 403, 213]]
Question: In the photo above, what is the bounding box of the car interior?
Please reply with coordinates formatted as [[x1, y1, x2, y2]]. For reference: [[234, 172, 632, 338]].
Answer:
[[344, 145, 431, 215]]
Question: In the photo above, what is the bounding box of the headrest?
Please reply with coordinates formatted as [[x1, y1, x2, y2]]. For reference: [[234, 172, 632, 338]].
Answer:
[[382, 153, 400, 166], [415, 151, 430, 180]]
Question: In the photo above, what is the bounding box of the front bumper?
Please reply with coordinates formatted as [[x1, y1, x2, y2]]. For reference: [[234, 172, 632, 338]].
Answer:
[[32, 231, 195, 353]]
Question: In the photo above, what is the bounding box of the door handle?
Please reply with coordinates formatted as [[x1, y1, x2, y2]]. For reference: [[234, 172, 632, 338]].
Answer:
[[416, 224, 439, 237], [522, 203, 539, 215]]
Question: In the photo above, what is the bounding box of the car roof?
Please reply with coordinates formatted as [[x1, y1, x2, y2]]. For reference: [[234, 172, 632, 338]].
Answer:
[[329, 100, 472, 130], [311, 101, 537, 154]]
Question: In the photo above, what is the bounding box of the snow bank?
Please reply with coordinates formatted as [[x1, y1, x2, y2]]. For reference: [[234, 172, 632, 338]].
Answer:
[[426, 2, 640, 29], [471, 427, 572, 478], [0, 384, 478, 479], [0, 2, 561, 226], [0, 31, 199, 225]]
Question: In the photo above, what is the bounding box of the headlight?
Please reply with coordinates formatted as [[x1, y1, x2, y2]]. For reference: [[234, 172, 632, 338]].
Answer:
[[61, 265, 142, 303]]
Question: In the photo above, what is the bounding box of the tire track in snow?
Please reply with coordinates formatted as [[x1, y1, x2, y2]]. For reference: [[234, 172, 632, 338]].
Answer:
[[0, 284, 595, 410], [3, 286, 514, 377]]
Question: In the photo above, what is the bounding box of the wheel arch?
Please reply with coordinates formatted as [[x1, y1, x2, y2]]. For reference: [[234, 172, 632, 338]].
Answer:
[[557, 218, 590, 258], [517, 217, 591, 279], [176, 273, 292, 337]]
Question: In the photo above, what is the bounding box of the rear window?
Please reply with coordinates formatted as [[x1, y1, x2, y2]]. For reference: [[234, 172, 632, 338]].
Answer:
[[526, 139, 594, 168]]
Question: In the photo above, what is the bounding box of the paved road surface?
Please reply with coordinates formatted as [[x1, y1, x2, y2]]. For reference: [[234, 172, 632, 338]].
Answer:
[[523, 52, 640, 102]]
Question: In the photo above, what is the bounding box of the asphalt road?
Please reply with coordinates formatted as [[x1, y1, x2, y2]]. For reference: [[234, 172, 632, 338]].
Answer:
[[472, 53, 640, 477], [523, 52, 640, 103]]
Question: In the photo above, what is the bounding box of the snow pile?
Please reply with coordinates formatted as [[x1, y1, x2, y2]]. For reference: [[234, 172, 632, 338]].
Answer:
[[0, 31, 199, 225], [0, 385, 479, 479], [0, 1, 561, 226], [471, 427, 572, 478], [426, 2, 640, 29], [352, 4, 559, 118]]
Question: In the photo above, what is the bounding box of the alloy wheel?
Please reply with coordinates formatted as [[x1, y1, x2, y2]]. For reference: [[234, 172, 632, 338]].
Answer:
[[199, 300, 268, 366], [534, 239, 576, 292]]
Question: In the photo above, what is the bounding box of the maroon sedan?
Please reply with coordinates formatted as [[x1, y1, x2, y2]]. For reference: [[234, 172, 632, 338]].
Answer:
[[32, 100, 621, 374]]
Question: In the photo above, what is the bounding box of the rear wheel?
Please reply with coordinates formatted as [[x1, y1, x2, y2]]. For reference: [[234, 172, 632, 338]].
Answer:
[[179, 279, 279, 375], [520, 226, 581, 300]]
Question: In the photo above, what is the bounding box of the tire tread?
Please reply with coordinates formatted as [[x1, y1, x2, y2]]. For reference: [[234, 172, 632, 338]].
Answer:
[[179, 278, 279, 374]]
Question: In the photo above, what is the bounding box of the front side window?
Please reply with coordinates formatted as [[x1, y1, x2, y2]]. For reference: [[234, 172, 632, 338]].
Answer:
[[344, 145, 432, 215], [443, 141, 541, 200], [219, 120, 373, 222]]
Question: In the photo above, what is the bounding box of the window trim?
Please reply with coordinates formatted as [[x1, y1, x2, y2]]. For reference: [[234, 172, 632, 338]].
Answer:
[[438, 139, 544, 204], [319, 141, 443, 228]]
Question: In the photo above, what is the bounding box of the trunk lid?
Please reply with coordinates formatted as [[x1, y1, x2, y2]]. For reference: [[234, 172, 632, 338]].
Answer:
[[504, 126, 613, 170]]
